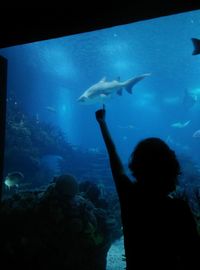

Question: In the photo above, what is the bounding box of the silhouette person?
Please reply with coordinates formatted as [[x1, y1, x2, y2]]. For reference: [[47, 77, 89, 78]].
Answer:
[[95, 106, 199, 270]]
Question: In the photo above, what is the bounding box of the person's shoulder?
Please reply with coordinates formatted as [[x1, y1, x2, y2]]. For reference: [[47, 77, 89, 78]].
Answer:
[[170, 197, 190, 210], [171, 197, 199, 241], [119, 174, 135, 190], [169, 197, 195, 221]]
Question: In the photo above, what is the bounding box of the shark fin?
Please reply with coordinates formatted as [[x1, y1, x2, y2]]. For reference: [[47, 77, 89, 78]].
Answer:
[[125, 84, 133, 94], [191, 38, 200, 55], [184, 120, 191, 126], [117, 88, 123, 96], [99, 77, 107, 83], [100, 94, 108, 98], [125, 73, 151, 94]]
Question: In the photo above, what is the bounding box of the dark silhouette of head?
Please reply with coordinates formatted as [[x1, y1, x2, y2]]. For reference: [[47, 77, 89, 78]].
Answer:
[[128, 137, 181, 195]]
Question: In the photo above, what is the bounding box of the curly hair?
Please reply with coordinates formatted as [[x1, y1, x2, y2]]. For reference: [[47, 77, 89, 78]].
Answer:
[[128, 137, 181, 193]]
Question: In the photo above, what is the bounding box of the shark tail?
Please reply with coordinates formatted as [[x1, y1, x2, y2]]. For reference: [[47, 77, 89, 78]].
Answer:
[[124, 73, 151, 94], [192, 38, 200, 55]]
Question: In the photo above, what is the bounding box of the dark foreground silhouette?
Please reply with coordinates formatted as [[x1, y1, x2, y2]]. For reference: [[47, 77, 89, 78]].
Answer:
[[96, 107, 199, 270]]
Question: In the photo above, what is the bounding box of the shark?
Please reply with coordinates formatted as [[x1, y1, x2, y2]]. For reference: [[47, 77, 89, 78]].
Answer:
[[171, 120, 191, 128], [77, 73, 151, 105], [191, 38, 200, 55]]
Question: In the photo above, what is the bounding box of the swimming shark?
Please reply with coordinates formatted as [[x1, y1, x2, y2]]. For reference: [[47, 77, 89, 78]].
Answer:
[[191, 38, 200, 55], [171, 120, 191, 128], [77, 73, 151, 105]]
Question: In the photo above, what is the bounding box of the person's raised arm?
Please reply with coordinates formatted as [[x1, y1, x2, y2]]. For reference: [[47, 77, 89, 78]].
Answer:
[[95, 106, 125, 185]]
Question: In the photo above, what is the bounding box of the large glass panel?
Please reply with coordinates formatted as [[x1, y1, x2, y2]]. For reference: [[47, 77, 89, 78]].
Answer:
[[0, 10, 199, 270]]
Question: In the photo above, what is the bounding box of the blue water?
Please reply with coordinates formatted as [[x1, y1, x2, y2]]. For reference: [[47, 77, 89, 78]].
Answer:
[[1, 9, 200, 171], [1, 9, 200, 270]]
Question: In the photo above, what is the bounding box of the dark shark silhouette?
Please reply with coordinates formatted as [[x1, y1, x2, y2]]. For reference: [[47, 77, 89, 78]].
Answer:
[[191, 38, 200, 55]]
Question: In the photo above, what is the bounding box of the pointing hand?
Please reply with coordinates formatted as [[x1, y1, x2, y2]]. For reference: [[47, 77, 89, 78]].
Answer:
[[95, 104, 106, 123]]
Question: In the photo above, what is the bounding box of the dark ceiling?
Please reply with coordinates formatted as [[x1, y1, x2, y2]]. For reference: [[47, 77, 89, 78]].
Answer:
[[0, 2, 200, 49]]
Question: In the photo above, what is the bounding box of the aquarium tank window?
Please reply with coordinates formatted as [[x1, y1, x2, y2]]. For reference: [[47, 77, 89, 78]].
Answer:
[[0, 9, 200, 270]]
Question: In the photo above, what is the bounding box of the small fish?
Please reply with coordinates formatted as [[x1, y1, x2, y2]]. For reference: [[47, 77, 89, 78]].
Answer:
[[171, 120, 191, 128], [77, 73, 151, 105], [4, 171, 24, 189], [45, 106, 57, 113], [118, 124, 135, 129], [191, 38, 200, 55], [88, 147, 99, 153], [192, 129, 200, 138], [36, 113, 40, 124]]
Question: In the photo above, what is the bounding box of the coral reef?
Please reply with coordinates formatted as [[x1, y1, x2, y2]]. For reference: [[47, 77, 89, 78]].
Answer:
[[0, 175, 122, 270], [3, 95, 113, 191], [2, 94, 200, 270], [172, 154, 200, 233]]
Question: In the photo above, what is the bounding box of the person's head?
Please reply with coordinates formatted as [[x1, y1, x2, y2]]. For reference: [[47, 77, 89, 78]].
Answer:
[[128, 137, 181, 195]]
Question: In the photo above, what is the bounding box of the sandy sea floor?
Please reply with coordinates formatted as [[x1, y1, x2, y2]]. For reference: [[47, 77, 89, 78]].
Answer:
[[106, 236, 126, 270]]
